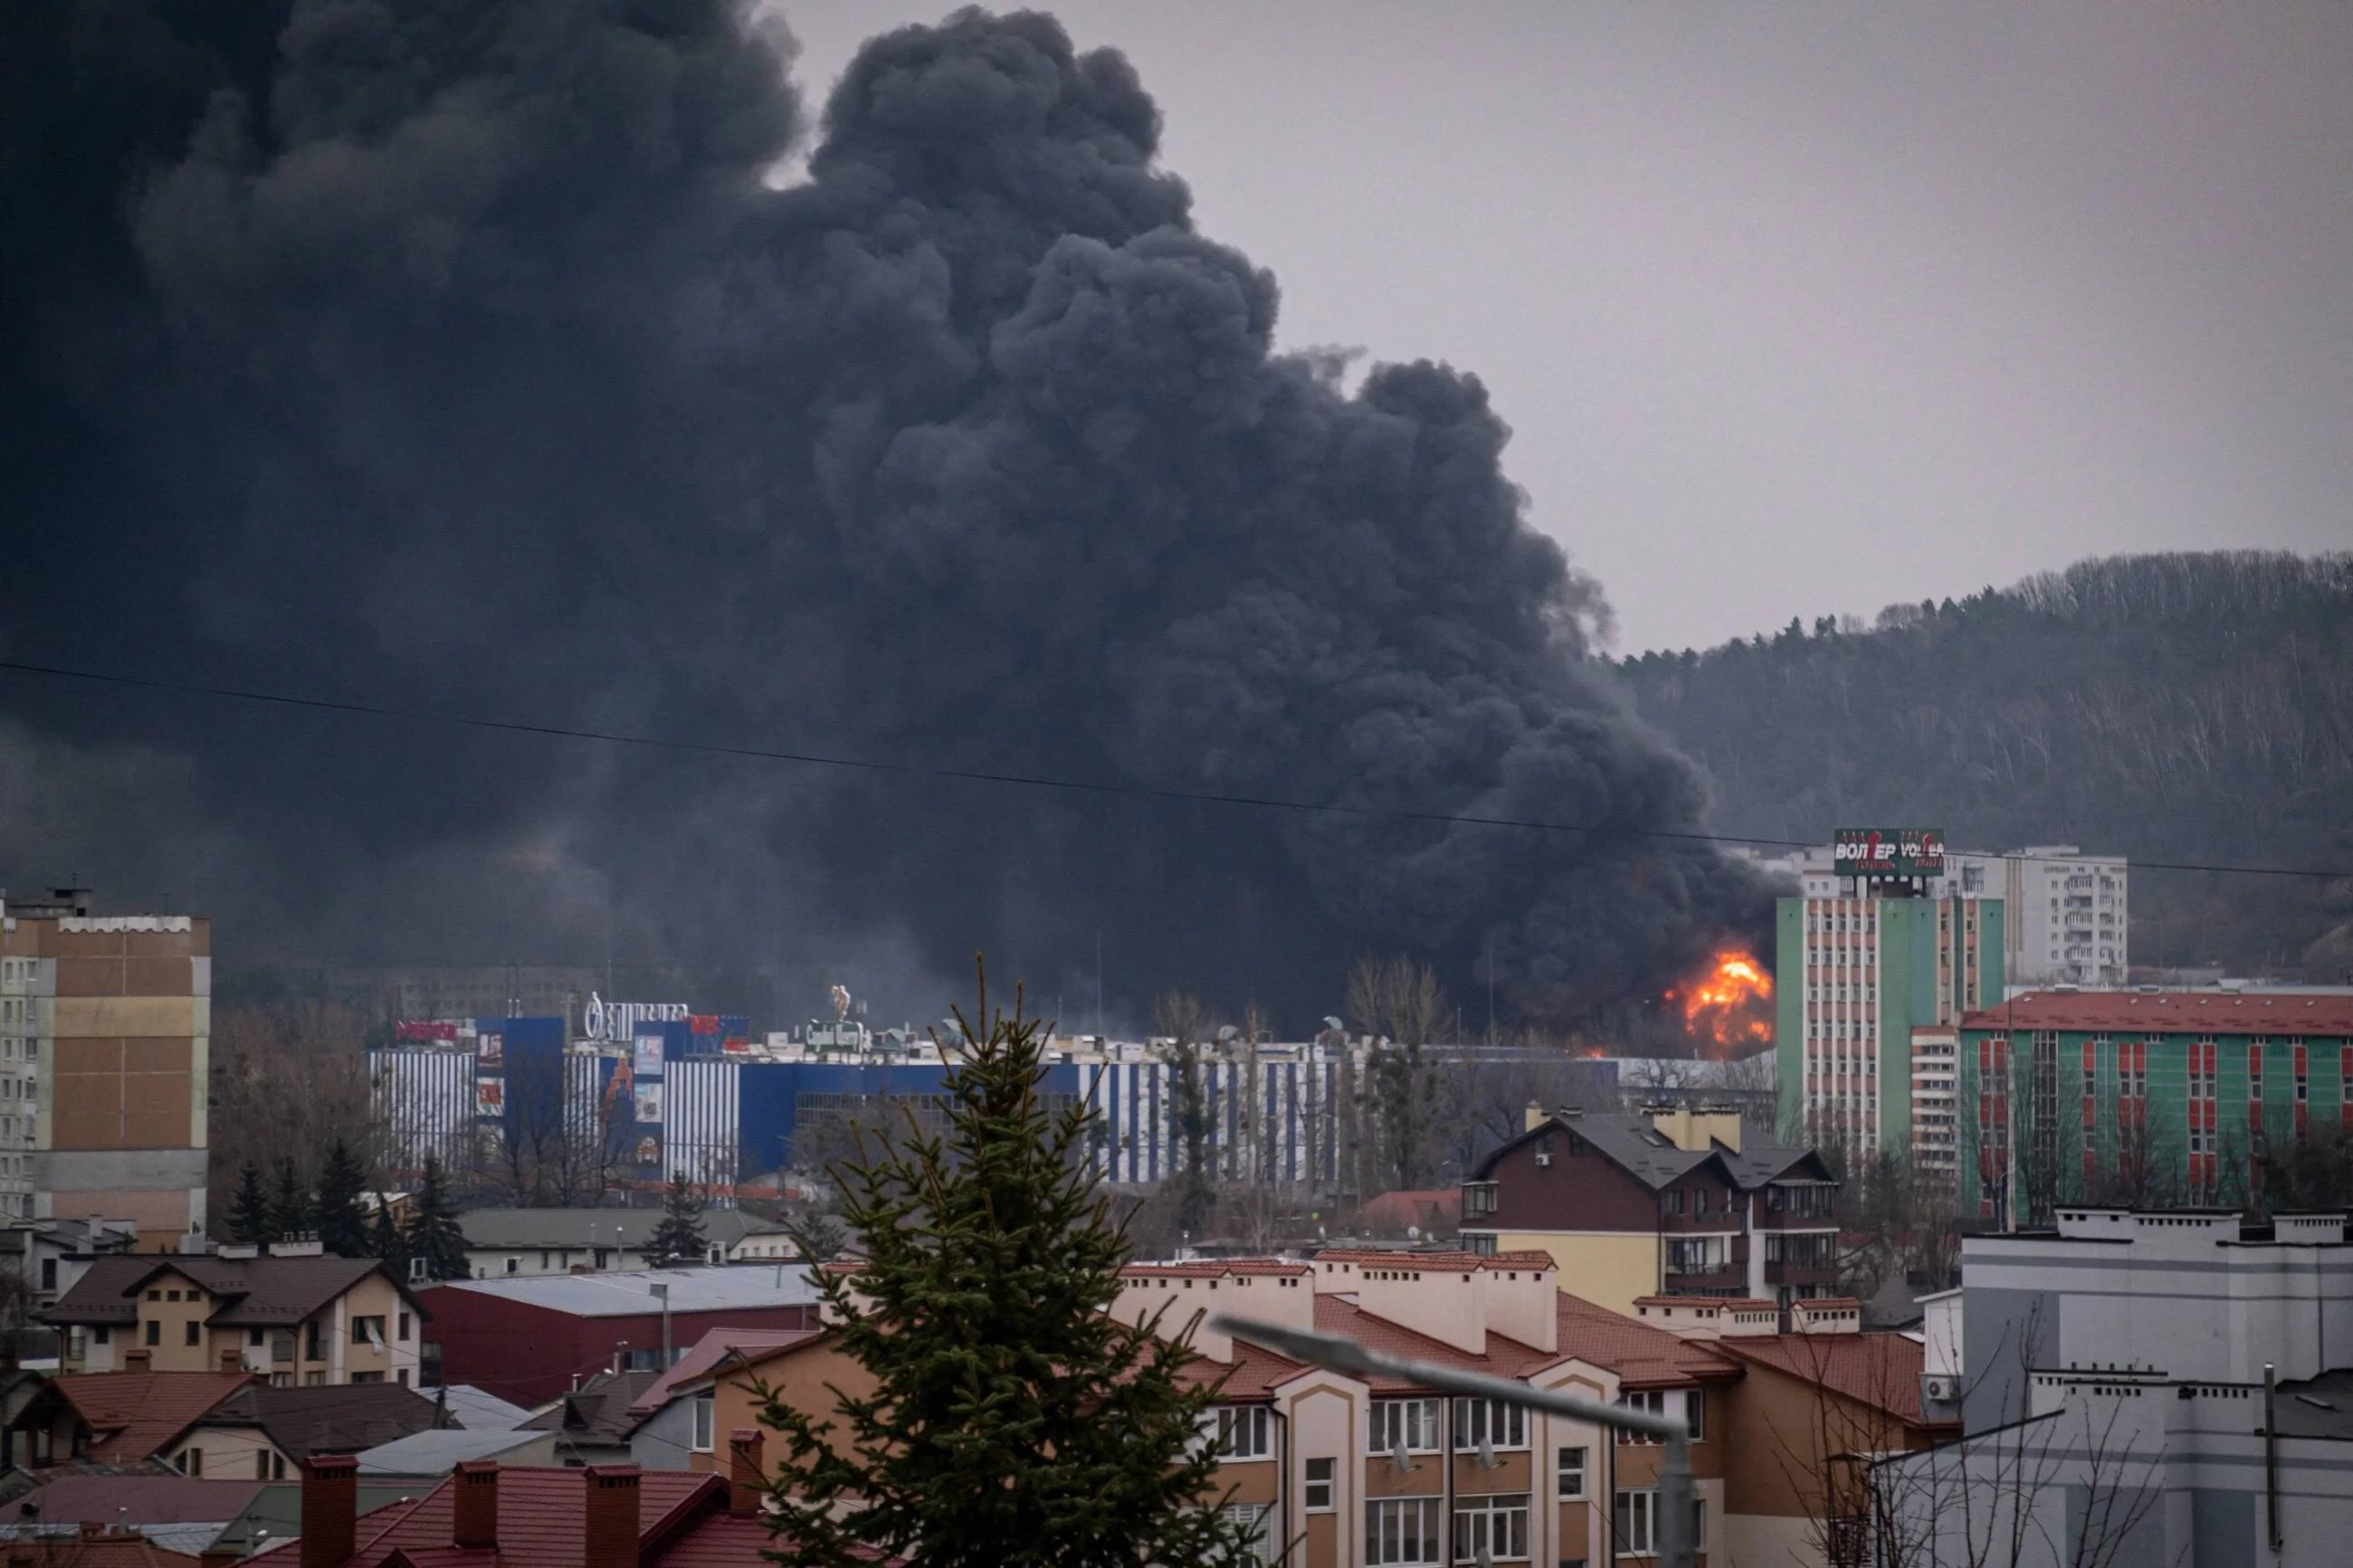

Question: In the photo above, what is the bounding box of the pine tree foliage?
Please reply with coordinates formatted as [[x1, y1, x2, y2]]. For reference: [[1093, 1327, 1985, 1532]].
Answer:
[[270, 1156, 313, 1243], [647, 1174, 710, 1267], [315, 1136, 371, 1258], [405, 1155, 471, 1282], [225, 1162, 272, 1248], [369, 1194, 411, 1279], [756, 964, 1261, 1568]]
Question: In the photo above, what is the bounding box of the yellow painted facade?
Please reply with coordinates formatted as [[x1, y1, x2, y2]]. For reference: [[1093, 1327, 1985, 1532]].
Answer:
[[1486, 1231, 1661, 1317]]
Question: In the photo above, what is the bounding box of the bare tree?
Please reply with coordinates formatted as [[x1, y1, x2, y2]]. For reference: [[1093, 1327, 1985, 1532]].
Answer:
[[1347, 955, 1453, 1194], [1152, 990, 1217, 1240], [210, 999, 389, 1216]]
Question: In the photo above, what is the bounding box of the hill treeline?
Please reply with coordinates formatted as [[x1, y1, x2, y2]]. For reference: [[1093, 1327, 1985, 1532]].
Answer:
[[1612, 552, 2353, 977]]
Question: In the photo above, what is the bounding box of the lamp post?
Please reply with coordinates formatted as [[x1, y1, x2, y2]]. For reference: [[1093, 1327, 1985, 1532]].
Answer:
[[1211, 1315, 1696, 1568]]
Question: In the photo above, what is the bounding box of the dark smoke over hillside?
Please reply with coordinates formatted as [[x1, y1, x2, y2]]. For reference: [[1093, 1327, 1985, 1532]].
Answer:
[[0, 0, 1772, 1026]]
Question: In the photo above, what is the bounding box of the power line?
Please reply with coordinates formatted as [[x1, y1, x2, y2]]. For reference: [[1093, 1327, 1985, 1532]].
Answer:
[[1, 656, 2343, 882]]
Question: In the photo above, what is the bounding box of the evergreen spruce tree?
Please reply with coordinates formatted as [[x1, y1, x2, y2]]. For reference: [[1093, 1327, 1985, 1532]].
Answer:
[[647, 1174, 710, 1267], [757, 964, 1261, 1568], [269, 1156, 313, 1244], [225, 1162, 272, 1248], [369, 1193, 411, 1279], [314, 1137, 370, 1258], [405, 1155, 472, 1282]]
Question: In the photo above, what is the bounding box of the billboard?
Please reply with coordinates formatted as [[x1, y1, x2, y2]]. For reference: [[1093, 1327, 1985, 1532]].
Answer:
[[475, 1031, 504, 1069], [633, 1028, 665, 1079], [1834, 827, 1947, 879], [581, 993, 689, 1043], [395, 1020, 462, 1043], [474, 1077, 506, 1116], [634, 1083, 664, 1125]]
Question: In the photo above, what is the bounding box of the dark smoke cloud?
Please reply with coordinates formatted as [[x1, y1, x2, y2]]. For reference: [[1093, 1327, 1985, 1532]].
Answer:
[[0, 0, 1772, 1027]]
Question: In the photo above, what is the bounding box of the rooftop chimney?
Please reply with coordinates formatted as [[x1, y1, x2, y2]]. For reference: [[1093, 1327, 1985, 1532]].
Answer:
[[220, 1346, 243, 1374], [583, 1467, 642, 1568], [1523, 1100, 1548, 1134], [453, 1459, 500, 1549], [124, 1348, 150, 1371], [300, 1454, 358, 1568], [727, 1430, 765, 1517]]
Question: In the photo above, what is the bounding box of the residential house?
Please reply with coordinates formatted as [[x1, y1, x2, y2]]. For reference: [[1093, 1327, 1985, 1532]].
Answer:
[[517, 1372, 663, 1468], [165, 1383, 448, 1482], [9, 1370, 251, 1467], [45, 1248, 427, 1387], [276, 1452, 786, 1568], [625, 1329, 872, 1479], [1458, 1106, 1841, 1315], [0, 1476, 272, 1556], [451, 1211, 797, 1281], [0, 1523, 205, 1568]]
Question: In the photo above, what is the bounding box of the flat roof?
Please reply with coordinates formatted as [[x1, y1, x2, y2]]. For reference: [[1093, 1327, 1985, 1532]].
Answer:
[[1961, 992, 2353, 1036], [424, 1266, 816, 1317]]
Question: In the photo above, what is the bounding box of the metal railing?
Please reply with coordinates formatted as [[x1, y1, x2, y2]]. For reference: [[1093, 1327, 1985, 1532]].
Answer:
[[1209, 1314, 1694, 1568]]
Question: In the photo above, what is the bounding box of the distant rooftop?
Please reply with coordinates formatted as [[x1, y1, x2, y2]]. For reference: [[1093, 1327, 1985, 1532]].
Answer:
[[1961, 990, 2353, 1036], [422, 1265, 816, 1317], [456, 1208, 791, 1251]]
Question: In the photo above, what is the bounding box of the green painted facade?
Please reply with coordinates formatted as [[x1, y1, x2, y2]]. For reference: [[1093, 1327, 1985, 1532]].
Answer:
[[1957, 1022, 2351, 1223]]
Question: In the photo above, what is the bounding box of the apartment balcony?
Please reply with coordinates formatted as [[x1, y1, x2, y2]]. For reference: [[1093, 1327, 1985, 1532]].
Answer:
[[1763, 1258, 1842, 1291], [1662, 1261, 1746, 1295]]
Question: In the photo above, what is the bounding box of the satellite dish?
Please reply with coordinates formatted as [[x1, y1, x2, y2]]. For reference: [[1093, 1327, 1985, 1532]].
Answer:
[[1390, 1438, 1417, 1474], [1478, 1430, 1500, 1469]]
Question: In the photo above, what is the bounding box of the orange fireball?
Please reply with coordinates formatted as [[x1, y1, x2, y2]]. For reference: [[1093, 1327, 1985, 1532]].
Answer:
[[1679, 948, 1773, 1052]]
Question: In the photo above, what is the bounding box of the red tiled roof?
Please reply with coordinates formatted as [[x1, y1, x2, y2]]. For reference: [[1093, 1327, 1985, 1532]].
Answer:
[[0, 1476, 265, 1525], [1480, 1252, 1557, 1271], [1552, 1294, 1740, 1390], [1358, 1189, 1462, 1233], [1961, 991, 2353, 1037], [44, 1372, 252, 1461], [14, 1527, 201, 1568], [1310, 1297, 1552, 1391], [628, 1327, 822, 1416], [1712, 1333, 1940, 1427], [1311, 1250, 1488, 1271], [1186, 1336, 1306, 1401], [337, 1468, 722, 1568]]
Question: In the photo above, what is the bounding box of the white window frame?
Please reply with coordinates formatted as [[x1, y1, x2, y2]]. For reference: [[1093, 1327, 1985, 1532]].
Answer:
[[1370, 1397, 1443, 1455], [1221, 1502, 1275, 1566], [690, 1394, 716, 1453], [1207, 1403, 1274, 1460], [1452, 1397, 1528, 1452], [1302, 1456, 1336, 1512], [1615, 1488, 1657, 1556], [1615, 1390, 1666, 1444], [1367, 1497, 1443, 1565], [1453, 1494, 1529, 1563], [1556, 1444, 1587, 1499]]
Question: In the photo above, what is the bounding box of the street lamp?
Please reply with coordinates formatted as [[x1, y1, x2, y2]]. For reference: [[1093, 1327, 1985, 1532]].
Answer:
[[1210, 1315, 1695, 1568]]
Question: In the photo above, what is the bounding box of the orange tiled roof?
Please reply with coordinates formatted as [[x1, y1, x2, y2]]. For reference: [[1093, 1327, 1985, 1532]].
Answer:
[[46, 1372, 252, 1462], [1310, 1250, 1489, 1271], [1310, 1297, 1554, 1391], [1552, 1293, 1740, 1390], [1712, 1333, 1938, 1426], [1186, 1336, 1308, 1401], [1479, 1252, 1557, 1271]]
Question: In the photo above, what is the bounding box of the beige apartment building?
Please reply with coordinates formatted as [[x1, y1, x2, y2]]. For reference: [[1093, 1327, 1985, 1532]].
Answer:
[[0, 889, 209, 1242]]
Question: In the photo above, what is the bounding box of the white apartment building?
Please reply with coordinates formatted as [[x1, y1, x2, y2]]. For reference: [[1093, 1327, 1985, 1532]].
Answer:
[[0, 952, 38, 1218], [1907, 1026, 1959, 1183], [1878, 1207, 2353, 1568]]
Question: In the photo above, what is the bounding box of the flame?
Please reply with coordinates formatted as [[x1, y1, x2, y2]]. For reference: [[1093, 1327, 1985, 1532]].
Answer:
[[1679, 948, 1773, 1052]]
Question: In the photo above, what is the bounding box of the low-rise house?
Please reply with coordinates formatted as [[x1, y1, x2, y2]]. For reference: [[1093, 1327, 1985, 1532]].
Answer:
[[420, 1268, 819, 1406], [452, 1211, 797, 1280], [517, 1372, 663, 1468], [622, 1329, 840, 1474], [0, 1476, 269, 1555], [45, 1248, 428, 1388], [278, 1452, 785, 1568], [1458, 1105, 1841, 1314], [9, 1370, 251, 1467], [167, 1383, 447, 1481], [0, 1521, 205, 1568]]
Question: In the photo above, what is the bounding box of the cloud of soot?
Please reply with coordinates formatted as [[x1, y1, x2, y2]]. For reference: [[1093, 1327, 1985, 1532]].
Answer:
[[0, 0, 1774, 1027]]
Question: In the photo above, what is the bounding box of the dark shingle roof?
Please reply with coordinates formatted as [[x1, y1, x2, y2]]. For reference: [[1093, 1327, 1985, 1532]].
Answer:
[[46, 1255, 418, 1329], [193, 1381, 445, 1459], [519, 1370, 664, 1444]]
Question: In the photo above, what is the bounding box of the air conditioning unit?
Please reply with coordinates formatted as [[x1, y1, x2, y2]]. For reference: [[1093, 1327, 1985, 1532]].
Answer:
[[1533, 1152, 1552, 1167], [1923, 1376, 1955, 1403]]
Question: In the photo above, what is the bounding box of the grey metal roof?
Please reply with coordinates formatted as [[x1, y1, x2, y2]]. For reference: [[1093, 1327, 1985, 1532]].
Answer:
[[354, 1427, 554, 1477], [2275, 1368, 2353, 1440], [438, 1383, 532, 1432], [456, 1208, 790, 1251], [423, 1264, 817, 1317]]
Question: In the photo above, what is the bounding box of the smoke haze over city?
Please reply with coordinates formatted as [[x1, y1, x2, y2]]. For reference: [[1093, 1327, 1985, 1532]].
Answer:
[[0, 1, 1776, 1028]]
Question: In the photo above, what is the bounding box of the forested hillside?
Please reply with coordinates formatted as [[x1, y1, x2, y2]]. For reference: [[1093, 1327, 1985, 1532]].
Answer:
[[1613, 552, 2353, 976]]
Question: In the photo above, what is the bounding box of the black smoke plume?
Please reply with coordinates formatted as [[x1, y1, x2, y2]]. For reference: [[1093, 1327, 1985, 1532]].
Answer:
[[0, 1, 1773, 1027]]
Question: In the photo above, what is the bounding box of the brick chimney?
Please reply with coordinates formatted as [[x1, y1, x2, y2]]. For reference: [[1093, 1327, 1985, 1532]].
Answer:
[[300, 1455, 358, 1568], [727, 1430, 765, 1516], [583, 1467, 642, 1568], [452, 1459, 500, 1549], [124, 1348, 150, 1370], [219, 1346, 243, 1373]]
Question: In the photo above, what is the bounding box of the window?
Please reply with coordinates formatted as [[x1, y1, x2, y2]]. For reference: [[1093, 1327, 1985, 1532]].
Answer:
[[1453, 1398, 1528, 1453], [1303, 1456, 1335, 1511], [1453, 1494, 1529, 1563], [255, 1451, 272, 1481], [1462, 1183, 1498, 1219], [1370, 1397, 1442, 1455], [1221, 1503, 1275, 1566], [249, 1327, 265, 1347], [1666, 1238, 1716, 1274], [145, 1320, 160, 1346], [504, 1257, 519, 1275], [1367, 1498, 1442, 1565], [1557, 1446, 1587, 1498], [185, 1320, 201, 1346], [352, 1316, 386, 1348], [1685, 1392, 1705, 1442], [94, 1326, 109, 1345], [398, 1312, 412, 1342], [1206, 1404, 1274, 1459], [305, 1320, 324, 1362], [180, 1448, 203, 1477], [1615, 1390, 1664, 1444], [1615, 1490, 1658, 1555], [691, 1395, 716, 1452], [397, 1369, 410, 1387], [304, 1371, 325, 1387], [39, 1259, 54, 1292], [351, 1371, 385, 1384]]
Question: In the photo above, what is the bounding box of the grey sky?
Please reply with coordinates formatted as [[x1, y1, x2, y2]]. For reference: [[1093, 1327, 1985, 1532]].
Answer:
[[777, 2, 2351, 653]]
